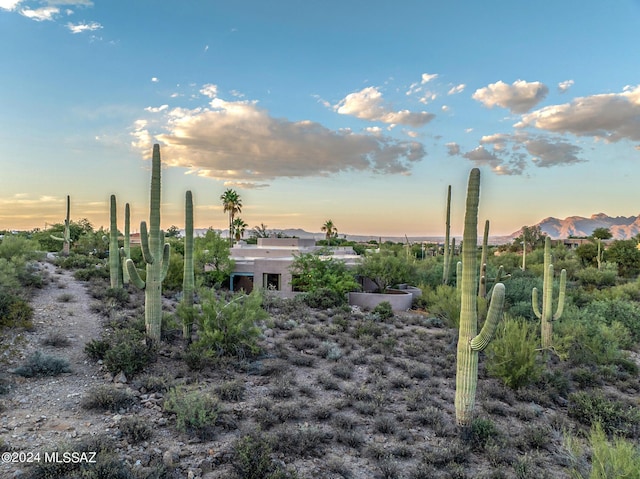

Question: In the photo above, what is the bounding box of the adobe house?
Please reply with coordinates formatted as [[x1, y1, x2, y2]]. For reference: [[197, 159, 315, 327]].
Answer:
[[229, 237, 360, 298]]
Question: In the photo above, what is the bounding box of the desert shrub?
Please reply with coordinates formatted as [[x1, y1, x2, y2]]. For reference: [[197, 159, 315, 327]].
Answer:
[[215, 379, 246, 402], [81, 385, 136, 412], [372, 300, 394, 320], [54, 253, 102, 270], [56, 292, 75, 303], [485, 315, 542, 389], [270, 423, 333, 458], [73, 265, 109, 282], [575, 265, 618, 289], [290, 248, 359, 301], [421, 285, 460, 326], [84, 338, 111, 361], [586, 423, 640, 478], [0, 289, 33, 329], [469, 418, 500, 452], [104, 287, 129, 306], [163, 386, 220, 439], [134, 373, 171, 393], [194, 289, 267, 359], [582, 298, 640, 342], [118, 416, 153, 443], [41, 331, 71, 348], [231, 430, 299, 479], [301, 287, 346, 309], [102, 328, 156, 378], [568, 390, 640, 438], [13, 351, 71, 377], [502, 272, 542, 320]]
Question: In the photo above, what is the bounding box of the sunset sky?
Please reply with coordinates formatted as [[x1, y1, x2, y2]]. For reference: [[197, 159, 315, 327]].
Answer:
[[1, 0, 639, 237]]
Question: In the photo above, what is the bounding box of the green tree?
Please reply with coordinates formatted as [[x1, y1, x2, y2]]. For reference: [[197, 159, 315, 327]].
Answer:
[[232, 217, 248, 241], [355, 250, 415, 293], [251, 223, 270, 239], [166, 225, 181, 238], [290, 248, 359, 296], [321, 219, 338, 246], [194, 229, 235, 287], [606, 239, 640, 277], [220, 189, 242, 245], [591, 227, 613, 240]]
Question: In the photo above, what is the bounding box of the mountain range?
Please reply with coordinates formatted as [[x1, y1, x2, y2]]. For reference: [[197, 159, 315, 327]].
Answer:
[[509, 213, 640, 240], [188, 214, 640, 245]]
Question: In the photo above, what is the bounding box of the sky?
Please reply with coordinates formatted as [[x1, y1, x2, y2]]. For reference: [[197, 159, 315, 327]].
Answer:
[[1, 0, 640, 237]]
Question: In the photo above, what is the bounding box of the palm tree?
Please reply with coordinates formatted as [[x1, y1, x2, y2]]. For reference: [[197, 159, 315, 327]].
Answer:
[[251, 223, 270, 239], [321, 219, 338, 246], [220, 189, 242, 245], [232, 217, 248, 241]]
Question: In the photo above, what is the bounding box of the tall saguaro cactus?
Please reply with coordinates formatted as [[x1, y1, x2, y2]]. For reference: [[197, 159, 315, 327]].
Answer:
[[51, 195, 71, 256], [182, 190, 195, 343], [455, 168, 505, 428], [126, 144, 171, 342], [443, 185, 453, 285], [108, 195, 123, 289], [532, 236, 566, 350], [120, 203, 131, 286]]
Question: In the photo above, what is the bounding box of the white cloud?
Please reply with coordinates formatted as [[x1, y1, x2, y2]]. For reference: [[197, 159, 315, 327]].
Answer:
[[0, 0, 22, 10], [46, 0, 94, 5], [145, 105, 169, 113], [516, 85, 640, 142], [66, 21, 102, 33], [151, 77, 159, 83], [447, 84, 465, 95], [421, 73, 438, 84], [200, 84, 218, 99], [335, 86, 435, 127], [472, 80, 549, 114], [21, 6, 59, 21], [132, 93, 427, 187], [558, 80, 574, 93]]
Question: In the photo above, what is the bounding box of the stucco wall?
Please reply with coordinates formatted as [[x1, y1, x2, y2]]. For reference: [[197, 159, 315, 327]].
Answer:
[[348, 289, 414, 311]]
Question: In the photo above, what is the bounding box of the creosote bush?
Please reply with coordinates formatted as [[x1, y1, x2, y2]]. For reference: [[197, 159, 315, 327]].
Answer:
[[163, 386, 220, 440], [102, 328, 156, 378], [81, 385, 136, 412]]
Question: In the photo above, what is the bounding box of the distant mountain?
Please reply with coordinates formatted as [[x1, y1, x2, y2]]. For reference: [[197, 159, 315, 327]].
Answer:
[[509, 213, 640, 240]]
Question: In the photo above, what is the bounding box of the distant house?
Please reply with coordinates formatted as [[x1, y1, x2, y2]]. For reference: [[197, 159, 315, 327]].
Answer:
[[228, 237, 360, 298], [561, 238, 614, 249]]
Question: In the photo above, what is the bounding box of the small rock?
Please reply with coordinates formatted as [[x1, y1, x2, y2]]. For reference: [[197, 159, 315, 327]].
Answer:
[[114, 371, 128, 383]]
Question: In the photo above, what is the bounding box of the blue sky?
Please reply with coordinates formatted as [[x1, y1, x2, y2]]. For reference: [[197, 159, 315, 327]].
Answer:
[[1, 0, 640, 237]]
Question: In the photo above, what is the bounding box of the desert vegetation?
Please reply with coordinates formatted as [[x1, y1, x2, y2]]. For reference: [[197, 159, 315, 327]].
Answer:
[[2, 154, 640, 478]]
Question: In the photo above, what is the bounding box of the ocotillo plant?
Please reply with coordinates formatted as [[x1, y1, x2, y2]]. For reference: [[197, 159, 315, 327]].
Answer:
[[182, 190, 195, 343], [51, 195, 71, 256], [126, 144, 171, 342], [532, 236, 566, 350], [442, 185, 453, 285], [455, 168, 505, 428], [120, 203, 131, 286], [108, 195, 123, 289], [478, 219, 489, 298]]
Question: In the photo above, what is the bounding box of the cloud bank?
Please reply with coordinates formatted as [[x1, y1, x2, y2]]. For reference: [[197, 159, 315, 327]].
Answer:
[[133, 87, 427, 187]]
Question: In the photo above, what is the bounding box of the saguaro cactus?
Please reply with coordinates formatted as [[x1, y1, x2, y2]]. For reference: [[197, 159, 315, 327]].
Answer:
[[478, 219, 490, 298], [182, 190, 195, 343], [126, 144, 171, 342], [443, 185, 453, 285], [455, 168, 505, 428], [120, 203, 131, 286], [51, 195, 71, 256], [108, 195, 123, 289], [532, 236, 566, 350]]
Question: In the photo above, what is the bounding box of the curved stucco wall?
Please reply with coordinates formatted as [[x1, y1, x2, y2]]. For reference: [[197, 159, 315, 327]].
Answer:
[[348, 289, 414, 311]]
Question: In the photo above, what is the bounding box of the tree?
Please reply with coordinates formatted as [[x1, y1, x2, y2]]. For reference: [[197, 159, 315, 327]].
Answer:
[[605, 239, 640, 277], [232, 218, 248, 241], [251, 223, 270, 239], [166, 225, 181, 238], [355, 250, 415, 293], [195, 229, 235, 287], [591, 227, 613, 240], [321, 219, 338, 246], [220, 189, 242, 245], [290, 248, 359, 296]]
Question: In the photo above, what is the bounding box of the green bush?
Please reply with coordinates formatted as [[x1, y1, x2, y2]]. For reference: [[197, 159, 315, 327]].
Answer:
[[372, 301, 394, 320], [194, 289, 267, 359], [163, 386, 220, 439], [84, 338, 111, 361], [486, 315, 542, 390], [583, 298, 640, 343], [421, 285, 460, 327], [102, 328, 156, 378], [118, 416, 153, 443], [301, 287, 346, 309], [231, 430, 299, 479], [575, 265, 618, 289], [81, 385, 136, 412], [587, 423, 640, 478], [13, 351, 71, 377], [568, 391, 640, 438]]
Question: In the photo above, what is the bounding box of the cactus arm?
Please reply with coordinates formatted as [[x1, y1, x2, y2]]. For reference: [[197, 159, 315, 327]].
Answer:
[[470, 283, 505, 352], [108, 195, 123, 288], [139, 221, 154, 265], [126, 258, 146, 289], [456, 260, 462, 292], [161, 243, 171, 281], [532, 287, 542, 319], [478, 220, 489, 297], [553, 269, 567, 321]]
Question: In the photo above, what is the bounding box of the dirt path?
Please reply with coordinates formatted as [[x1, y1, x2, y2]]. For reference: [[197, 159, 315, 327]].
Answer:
[[1, 259, 109, 475]]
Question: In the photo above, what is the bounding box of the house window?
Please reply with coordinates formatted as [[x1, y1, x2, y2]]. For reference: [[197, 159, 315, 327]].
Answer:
[[263, 273, 281, 291]]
